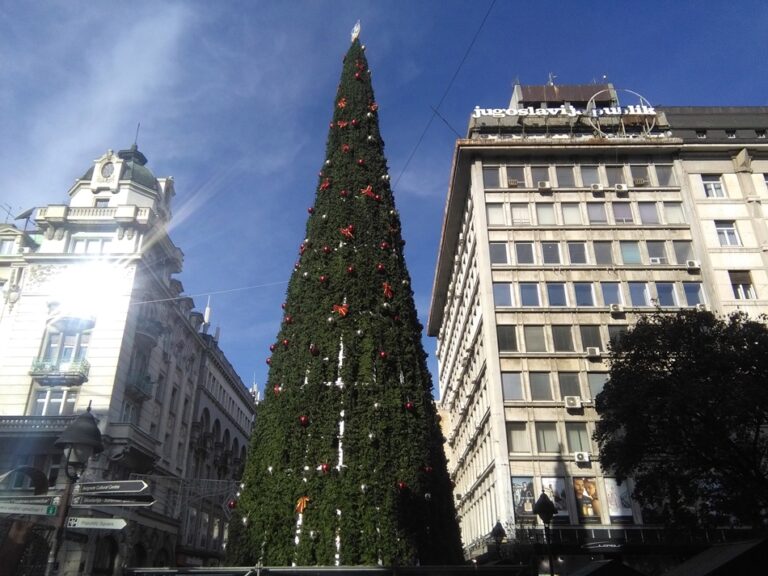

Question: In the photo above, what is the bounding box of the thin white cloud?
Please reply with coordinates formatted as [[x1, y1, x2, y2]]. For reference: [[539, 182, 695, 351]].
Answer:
[[0, 3, 194, 211]]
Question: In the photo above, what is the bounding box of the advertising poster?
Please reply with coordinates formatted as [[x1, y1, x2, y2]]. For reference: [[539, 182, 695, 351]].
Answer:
[[573, 477, 601, 521], [540, 477, 568, 517], [511, 477, 535, 517], [604, 478, 634, 518]]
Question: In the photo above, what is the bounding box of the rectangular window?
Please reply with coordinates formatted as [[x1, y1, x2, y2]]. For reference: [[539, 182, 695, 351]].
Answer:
[[601, 282, 622, 305], [42, 329, 90, 366], [574, 282, 595, 306], [588, 373, 609, 399], [94, 198, 109, 208], [606, 166, 625, 186], [581, 165, 600, 186], [702, 174, 726, 198], [587, 203, 607, 224], [0, 239, 16, 255], [535, 422, 560, 453], [506, 165, 525, 186], [580, 325, 602, 350], [620, 241, 641, 264], [561, 202, 582, 224], [629, 282, 650, 306], [502, 372, 524, 400], [638, 202, 659, 224], [683, 282, 704, 306], [493, 283, 514, 307], [546, 283, 567, 306], [673, 241, 693, 265], [664, 202, 685, 224], [541, 242, 560, 264], [552, 325, 574, 351], [730, 271, 756, 299], [565, 423, 590, 452], [647, 241, 667, 264], [608, 325, 628, 346], [556, 166, 575, 187], [630, 165, 650, 185], [483, 167, 500, 188], [497, 326, 517, 352], [568, 242, 587, 264], [507, 423, 530, 452], [520, 283, 540, 307], [656, 282, 676, 307], [531, 166, 550, 185], [524, 325, 547, 352], [612, 203, 634, 224], [594, 241, 613, 264], [515, 242, 535, 264], [530, 372, 553, 400], [489, 242, 509, 264], [510, 203, 531, 225], [715, 221, 741, 246], [33, 389, 77, 416], [536, 204, 556, 225], [656, 165, 677, 186], [486, 203, 506, 226], [558, 372, 581, 397]]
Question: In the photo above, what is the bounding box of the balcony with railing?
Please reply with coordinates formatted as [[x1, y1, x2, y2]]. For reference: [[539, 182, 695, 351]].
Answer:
[[125, 373, 154, 401], [0, 415, 75, 437], [29, 358, 90, 385]]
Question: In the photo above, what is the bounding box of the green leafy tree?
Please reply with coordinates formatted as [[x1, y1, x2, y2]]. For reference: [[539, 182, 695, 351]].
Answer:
[[226, 37, 463, 566], [595, 310, 768, 527]]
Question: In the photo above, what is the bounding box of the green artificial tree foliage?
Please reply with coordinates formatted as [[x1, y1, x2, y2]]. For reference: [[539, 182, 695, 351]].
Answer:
[[227, 37, 463, 567], [595, 310, 768, 528]]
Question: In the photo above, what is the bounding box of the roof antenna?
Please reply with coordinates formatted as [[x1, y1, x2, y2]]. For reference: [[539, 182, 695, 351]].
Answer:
[[134, 122, 141, 147], [547, 72, 556, 86]]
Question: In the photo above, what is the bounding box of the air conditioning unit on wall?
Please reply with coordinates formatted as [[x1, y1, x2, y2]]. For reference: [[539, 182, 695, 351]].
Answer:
[[586, 347, 601, 358], [564, 396, 582, 409], [609, 303, 624, 314], [574, 451, 591, 463]]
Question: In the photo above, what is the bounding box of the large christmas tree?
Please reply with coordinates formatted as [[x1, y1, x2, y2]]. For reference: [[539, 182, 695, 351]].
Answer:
[[227, 34, 463, 566]]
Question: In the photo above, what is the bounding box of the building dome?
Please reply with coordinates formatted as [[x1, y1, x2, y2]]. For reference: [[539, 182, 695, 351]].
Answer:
[[116, 145, 159, 191], [78, 144, 159, 192]]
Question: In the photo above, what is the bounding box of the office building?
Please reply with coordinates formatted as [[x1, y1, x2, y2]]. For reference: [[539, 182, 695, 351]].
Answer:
[[428, 83, 768, 564]]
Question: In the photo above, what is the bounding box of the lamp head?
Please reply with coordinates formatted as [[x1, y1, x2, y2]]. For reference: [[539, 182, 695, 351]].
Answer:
[[54, 405, 103, 477]]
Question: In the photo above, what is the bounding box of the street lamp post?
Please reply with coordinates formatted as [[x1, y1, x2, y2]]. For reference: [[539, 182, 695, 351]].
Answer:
[[533, 491, 557, 576], [45, 405, 103, 576]]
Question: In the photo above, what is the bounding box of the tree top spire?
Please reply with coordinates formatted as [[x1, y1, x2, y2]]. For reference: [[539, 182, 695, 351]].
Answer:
[[350, 20, 361, 42]]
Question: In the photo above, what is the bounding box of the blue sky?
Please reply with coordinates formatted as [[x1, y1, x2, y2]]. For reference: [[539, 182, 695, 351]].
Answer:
[[2, 1, 767, 398]]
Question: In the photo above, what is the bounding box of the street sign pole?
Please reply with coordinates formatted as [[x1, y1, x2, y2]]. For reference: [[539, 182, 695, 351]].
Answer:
[[66, 517, 127, 530]]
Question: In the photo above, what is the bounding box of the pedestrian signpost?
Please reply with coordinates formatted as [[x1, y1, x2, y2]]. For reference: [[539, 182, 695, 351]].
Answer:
[[0, 501, 58, 516], [70, 480, 154, 509], [66, 517, 127, 530], [71, 494, 155, 508], [74, 480, 149, 495]]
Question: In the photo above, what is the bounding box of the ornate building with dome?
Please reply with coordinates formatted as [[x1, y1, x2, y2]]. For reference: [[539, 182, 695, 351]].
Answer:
[[0, 146, 255, 574]]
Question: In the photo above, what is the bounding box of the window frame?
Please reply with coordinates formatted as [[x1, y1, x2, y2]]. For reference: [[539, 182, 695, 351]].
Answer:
[[702, 174, 726, 198]]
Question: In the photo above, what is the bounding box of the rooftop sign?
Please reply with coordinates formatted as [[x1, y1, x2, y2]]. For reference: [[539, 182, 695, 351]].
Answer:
[[472, 104, 656, 119]]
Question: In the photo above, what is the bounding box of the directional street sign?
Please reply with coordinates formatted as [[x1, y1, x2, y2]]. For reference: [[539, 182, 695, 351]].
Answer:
[[0, 501, 58, 516], [75, 480, 149, 495], [66, 516, 127, 530], [71, 494, 155, 508], [0, 495, 55, 505]]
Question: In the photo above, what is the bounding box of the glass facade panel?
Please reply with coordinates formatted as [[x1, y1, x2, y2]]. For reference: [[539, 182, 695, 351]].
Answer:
[[530, 372, 552, 400], [524, 325, 546, 352], [515, 242, 534, 264], [552, 326, 574, 351], [502, 372, 524, 400]]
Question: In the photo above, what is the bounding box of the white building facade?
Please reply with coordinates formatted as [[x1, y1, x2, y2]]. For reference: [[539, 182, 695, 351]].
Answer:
[[427, 84, 768, 561], [0, 146, 254, 573]]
